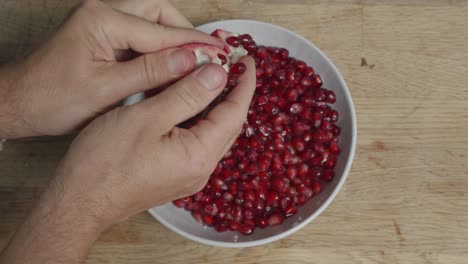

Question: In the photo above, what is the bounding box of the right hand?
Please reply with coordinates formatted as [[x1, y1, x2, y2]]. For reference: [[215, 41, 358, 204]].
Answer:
[[51, 56, 256, 227]]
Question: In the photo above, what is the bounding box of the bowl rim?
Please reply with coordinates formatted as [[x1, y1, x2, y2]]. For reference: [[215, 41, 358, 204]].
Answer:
[[148, 19, 357, 248]]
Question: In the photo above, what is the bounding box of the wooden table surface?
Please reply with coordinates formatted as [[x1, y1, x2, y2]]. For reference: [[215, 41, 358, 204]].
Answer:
[[1, 0, 468, 263]]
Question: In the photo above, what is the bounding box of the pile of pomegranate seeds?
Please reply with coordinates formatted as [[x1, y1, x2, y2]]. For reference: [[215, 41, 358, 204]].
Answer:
[[171, 30, 341, 235]]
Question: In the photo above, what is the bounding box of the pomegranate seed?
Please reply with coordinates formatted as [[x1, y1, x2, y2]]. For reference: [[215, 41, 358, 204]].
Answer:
[[289, 103, 303, 114], [256, 47, 268, 59], [297, 163, 309, 177], [226, 36, 240, 47], [231, 63, 246, 74], [323, 169, 334, 181], [215, 221, 229, 232], [239, 225, 254, 235], [217, 54, 228, 64], [228, 220, 240, 231], [312, 181, 322, 194], [292, 137, 305, 152], [300, 77, 312, 87], [268, 213, 284, 226], [329, 141, 341, 154], [266, 191, 279, 205], [257, 217, 269, 228], [294, 60, 307, 71], [304, 67, 315, 77], [325, 90, 336, 103], [309, 167, 322, 178], [284, 205, 297, 217], [286, 167, 297, 180], [311, 74, 323, 88], [328, 109, 339, 122], [202, 215, 214, 226]]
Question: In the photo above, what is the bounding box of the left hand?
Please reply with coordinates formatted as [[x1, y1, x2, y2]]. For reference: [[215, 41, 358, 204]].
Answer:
[[0, 0, 223, 138]]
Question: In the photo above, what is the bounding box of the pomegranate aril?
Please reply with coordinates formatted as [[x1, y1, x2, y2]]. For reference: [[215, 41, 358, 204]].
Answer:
[[311, 74, 323, 88], [266, 191, 279, 205], [329, 141, 341, 154], [215, 221, 229, 232], [284, 205, 298, 217], [239, 225, 254, 235], [294, 60, 307, 72], [231, 63, 246, 74], [304, 67, 315, 77], [226, 36, 240, 47], [228, 220, 240, 231], [323, 169, 334, 181], [325, 90, 336, 103], [257, 217, 269, 228], [202, 215, 214, 226], [286, 167, 297, 180], [256, 47, 268, 59], [268, 213, 284, 226], [297, 163, 309, 177], [292, 138, 305, 152], [289, 103, 304, 114], [328, 109, 339, 122], [312, 181, 322, 194]]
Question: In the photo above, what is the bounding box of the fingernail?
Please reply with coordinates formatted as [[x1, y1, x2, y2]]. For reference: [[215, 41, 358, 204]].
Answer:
[[197, 65, 225, 91], [168, 49, 194, 74]]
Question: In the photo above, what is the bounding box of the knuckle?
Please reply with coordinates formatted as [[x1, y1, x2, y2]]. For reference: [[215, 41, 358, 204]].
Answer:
[[173, 84, 204, 113], [142, 55, 163, 87]]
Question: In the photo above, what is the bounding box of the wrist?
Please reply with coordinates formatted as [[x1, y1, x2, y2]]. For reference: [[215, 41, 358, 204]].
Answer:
[[0, 178, 106, 264]]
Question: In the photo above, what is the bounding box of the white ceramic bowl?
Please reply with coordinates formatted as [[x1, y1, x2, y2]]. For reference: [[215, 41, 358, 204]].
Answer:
[[126, 19, 357, 248]]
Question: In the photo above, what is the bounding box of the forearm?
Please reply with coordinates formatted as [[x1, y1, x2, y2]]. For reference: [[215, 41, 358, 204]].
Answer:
[[0, 179, 105, 264]]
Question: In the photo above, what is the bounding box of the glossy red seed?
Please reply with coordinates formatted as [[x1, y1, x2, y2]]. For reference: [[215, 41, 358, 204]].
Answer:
[[304, 67, 315, 77], [292, 137, 305, 152], [311, 74, 323, 88], [300, 77, 312, 87], [268, 213, 284, 226], [284, 205, 297, 217], [239, 225, 254, 235], [215, 221, 229, 232], [228, 220, 240, 231], [294, 60, 307, 72], [325, 90, 336, 103], [286, 167, 297, 180], [286, 89, 298, 102], [257, 217, 269, 228], [256, 47, 268, 59], [290, 103, 303, 114], [328, 109, 339, 122], [203, 215, 214, 226], [266, 191, 279, 205], [323, 169, 334, 181], [226, 36, 241, 47], [297, 163, 309, 177], [231, 63, 246, 74], [312, 181, 322, 193]]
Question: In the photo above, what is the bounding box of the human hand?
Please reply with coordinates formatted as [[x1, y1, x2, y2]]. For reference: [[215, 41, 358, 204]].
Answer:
[[0, 0, 224, 138], [52, 55, 255, 227]]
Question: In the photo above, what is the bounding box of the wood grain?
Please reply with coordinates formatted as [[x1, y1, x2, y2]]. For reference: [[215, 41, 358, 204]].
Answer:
[[1, 0, 468, 263]]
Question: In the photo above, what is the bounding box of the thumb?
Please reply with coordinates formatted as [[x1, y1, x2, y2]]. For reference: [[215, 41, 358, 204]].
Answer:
[[101, 48, 195, 100], [136, 63, 228, 131]]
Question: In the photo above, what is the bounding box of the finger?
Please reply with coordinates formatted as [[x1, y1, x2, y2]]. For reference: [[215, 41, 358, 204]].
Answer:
[[106, 0, 193, 28], [189, 56, 256, 159], [98, 3, 223, 53], [137, 63, 228, 130], [101, 48, 195, 100]]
